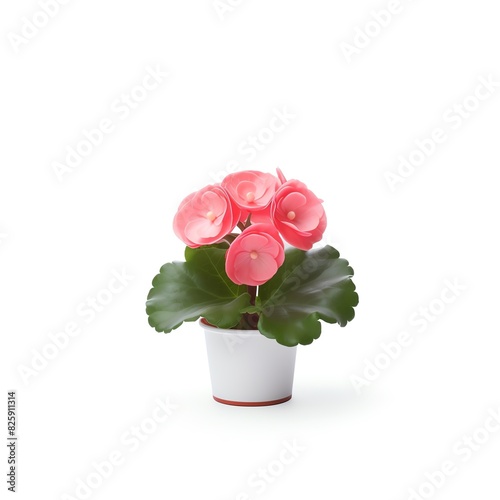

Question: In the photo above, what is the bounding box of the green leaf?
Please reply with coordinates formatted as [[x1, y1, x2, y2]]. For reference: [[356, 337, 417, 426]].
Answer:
[[257, 245, 358, 346], [146, 245, 251, 332]]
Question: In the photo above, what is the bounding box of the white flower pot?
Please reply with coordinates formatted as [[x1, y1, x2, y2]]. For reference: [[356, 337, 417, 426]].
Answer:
[[201, 319, 297, 406]]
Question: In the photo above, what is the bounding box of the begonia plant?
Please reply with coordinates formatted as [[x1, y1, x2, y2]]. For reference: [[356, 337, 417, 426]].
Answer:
[[146, 169, 358, 346]]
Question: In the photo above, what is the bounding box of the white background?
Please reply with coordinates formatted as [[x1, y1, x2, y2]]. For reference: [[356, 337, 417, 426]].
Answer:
[[1, 0, 500, 499]]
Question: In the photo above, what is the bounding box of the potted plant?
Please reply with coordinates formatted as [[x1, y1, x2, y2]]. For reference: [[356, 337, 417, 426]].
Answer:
[[146, 168, 358, 406]]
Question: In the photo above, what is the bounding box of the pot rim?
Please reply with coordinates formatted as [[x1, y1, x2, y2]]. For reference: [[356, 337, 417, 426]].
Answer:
[[199, 318, 261, 336]]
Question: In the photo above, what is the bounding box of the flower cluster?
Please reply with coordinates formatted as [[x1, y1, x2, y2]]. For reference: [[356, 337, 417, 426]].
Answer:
[[173, 169, 326, 286]]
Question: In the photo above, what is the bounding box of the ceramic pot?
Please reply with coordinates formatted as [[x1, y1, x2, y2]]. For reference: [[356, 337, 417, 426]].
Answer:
[[201, 319, 297, 406]]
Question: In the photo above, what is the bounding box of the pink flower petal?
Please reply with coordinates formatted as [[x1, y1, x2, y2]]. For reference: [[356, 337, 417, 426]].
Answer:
[[249, 253, 279, 283], [185, 217, 220, 241], [280, 191, 307, 214], [239, 233, 269, 252], [222, 170, 279, 211]]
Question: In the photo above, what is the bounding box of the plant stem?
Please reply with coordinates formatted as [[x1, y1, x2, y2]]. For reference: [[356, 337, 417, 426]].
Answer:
[[237, 214, 252, 232], [236, 285, 258, 330], [248, 285, 257, 306], [221, 233, 238, 245]]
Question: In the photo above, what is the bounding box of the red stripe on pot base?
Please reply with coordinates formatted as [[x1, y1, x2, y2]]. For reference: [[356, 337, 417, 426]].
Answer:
[[213, 395, 292, 406]]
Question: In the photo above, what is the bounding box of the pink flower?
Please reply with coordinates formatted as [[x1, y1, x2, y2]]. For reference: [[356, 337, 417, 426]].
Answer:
[[271, 179, 326, 251], [276, 167, 287, 185], [221, 170, 279, 212], [225, 223, 285, 286], [239, 206, 273, 225], [249, 206, 272, 225], [173, 185, 240, 248]]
